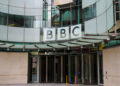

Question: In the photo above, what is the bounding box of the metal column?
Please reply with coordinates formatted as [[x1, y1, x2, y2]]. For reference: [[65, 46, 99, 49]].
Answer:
[[54, 56, 56, 82], [89, 54, 92, 84], [81, 54, 84, 84], [39, 56, 41, 82], [75, 55, 78, 83], [37, 56, 40, 83], [46, 56, 48, 83], [61, 56, 63, 83], [68, 55, 71, 83], [97, 52, 100, 85]]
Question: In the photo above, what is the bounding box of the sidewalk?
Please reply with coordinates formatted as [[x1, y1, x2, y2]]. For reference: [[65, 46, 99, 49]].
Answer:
[[0, 83, 103, 86]]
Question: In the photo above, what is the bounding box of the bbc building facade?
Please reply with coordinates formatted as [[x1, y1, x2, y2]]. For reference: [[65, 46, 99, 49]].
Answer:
[[0, 0, 120, 86]]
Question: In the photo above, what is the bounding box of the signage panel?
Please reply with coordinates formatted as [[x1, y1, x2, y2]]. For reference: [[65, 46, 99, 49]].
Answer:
[[43, 24, 82, 42], [43, 28, 56, 42], [71, 24, 81, 39], [57, 27, 69, 40]]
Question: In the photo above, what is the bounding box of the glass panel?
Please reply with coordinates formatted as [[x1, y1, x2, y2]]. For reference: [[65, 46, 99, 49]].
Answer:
[[69, 55, 75, 83], [84, 3, 96, 21], [34, 16, 41, 28], [51, 7, 60, 27], [25, 16, 34, 28], [0, 12, 7, 25], [116, 0, 120, 20], [84, 6, 92, 20], [55, 56, 61, 82], [72, 7, 78, 25], [32, 57, 37, 82], [61, 9, 71, 27], [43, 4, 48, 21], [84, 54, 89, 84], [116, 13, 120, 20]]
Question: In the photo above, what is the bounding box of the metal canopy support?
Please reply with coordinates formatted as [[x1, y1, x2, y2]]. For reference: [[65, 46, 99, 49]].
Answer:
[[68, 41, 82, 46], [77, 40, 93, 44], [8, 44, 15, 48], [58, 43, 68, 47], [35, 44, 40, 49], [0, 35, 111, 50], [47, 44, 55, 49]]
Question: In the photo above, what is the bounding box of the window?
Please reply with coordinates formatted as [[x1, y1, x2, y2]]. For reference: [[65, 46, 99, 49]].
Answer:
[[60, 6, 82, 27], [8, 14, 24, 27], [0, 12, 35, 28], [116, 0, 120, 20], [83, 3, 96, 21], [0, 12, 7, 25]]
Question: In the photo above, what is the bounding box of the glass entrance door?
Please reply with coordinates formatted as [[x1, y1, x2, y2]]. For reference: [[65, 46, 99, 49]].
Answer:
[[83, 54, 89, 84], [55, 56, 61, 82], [29, 56, 38, 83], [97, 52, 104, 85], [48, 56, 54, 82], [83, 53, 98, 85], [41, 56, 46, 82], [63, 55, 68, 83], [77, 55, 82, 83], [68, 55, 75, 83]]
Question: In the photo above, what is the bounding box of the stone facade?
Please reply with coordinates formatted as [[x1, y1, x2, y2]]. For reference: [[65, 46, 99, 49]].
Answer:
[[103, 46, 120, 86], [0, 52, 28, 84]]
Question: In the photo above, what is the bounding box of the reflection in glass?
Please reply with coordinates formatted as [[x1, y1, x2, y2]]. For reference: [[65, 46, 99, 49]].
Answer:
[[8, 14, 24, 27], [84, 3, 96, 21]]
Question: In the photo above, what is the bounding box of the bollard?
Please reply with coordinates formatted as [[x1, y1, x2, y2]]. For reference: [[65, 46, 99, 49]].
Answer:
[[75, 75, 76, 85], [66, 75, 68, 85]]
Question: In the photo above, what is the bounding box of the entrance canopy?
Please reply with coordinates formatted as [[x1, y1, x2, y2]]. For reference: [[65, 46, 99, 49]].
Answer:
[[0, 35, 110, 51]]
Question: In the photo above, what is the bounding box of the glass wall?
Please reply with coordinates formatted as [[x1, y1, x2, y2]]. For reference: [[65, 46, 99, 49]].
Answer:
[[52, 0, 82, 27], [52, 0, 96, 27], [0, 0, 43, 28]]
